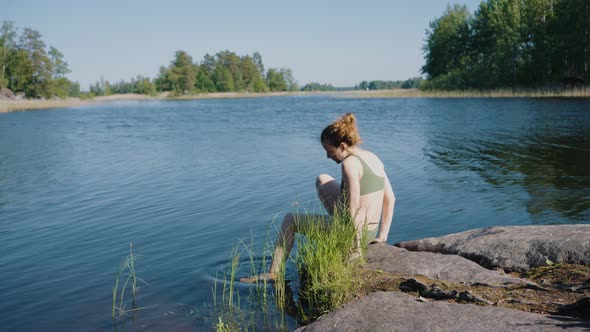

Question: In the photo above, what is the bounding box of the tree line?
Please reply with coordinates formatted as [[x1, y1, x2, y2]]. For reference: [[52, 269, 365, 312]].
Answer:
[[154, 50, 298, 95], [301, 82, 336, 91], [82, 50, 301, 97], [0, 21, 80, 98], [354, 77, 423, 90], [90, 75, 156, 96], [421, 0, 590, 90], [0, 20, 302, 98]]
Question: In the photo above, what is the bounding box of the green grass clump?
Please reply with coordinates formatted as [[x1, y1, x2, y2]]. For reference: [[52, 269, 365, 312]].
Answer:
[[294, 205, 366, 321], [112, 242, 149, 319], [216, 316, 233, 332]]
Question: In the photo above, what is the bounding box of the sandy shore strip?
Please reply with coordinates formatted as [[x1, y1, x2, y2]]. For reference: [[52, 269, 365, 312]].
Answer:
[[2, 88, 589, 113], [1, 98, 89, 112], [0, 92, 318, 113], [0, 94, 155, 113]]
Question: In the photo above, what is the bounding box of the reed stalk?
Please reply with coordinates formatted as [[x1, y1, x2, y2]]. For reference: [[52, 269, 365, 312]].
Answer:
[[211, 218, 290, 331], [337, 87, 590, 98], [112, 242, 148, 319]]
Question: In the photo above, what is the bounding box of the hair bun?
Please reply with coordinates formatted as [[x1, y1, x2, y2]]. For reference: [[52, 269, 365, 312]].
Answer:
[[342, 113, 356, 125], [320, 113, 361, 147]]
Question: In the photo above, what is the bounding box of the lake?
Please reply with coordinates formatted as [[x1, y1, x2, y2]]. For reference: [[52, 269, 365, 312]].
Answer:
[[1, 96, 589, 331]]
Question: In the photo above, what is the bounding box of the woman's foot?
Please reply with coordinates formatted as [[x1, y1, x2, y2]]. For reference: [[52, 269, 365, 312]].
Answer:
[[240, 272, 277, 283]]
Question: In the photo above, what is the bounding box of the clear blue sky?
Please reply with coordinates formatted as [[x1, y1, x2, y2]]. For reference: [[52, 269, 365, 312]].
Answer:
[[2, 0, 483, 89]]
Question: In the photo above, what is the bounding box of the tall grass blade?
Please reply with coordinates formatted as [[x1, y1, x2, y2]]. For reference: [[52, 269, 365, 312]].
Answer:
[[111, 242, 148, 319]]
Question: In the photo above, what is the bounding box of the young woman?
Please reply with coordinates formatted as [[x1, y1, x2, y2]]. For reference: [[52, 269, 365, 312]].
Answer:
[[241, 113, 395, 282]]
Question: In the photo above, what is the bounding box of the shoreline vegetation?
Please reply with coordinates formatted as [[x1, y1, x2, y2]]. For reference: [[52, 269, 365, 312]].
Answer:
[[3, 0, 589, 115], [212, 222, 590, 330], [209, 205, 368, 330], [2, 87, 590, 113]]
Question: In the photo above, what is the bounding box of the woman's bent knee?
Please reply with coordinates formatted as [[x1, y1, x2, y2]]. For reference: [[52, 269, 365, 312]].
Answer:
[[281, 213, 297, 231], [316, 174, 335, 189], [283, 212, 294, 222]]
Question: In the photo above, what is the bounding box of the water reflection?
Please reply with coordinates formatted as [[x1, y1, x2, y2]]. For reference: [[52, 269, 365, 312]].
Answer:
[[1, 97, 589, 331], [426, 130, 590, 222]]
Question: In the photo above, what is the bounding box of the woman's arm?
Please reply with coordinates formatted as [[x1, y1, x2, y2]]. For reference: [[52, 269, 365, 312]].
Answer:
[[341, 158, 361, 218], [341, 158, 364, 253], [376, 173, 395, 243]]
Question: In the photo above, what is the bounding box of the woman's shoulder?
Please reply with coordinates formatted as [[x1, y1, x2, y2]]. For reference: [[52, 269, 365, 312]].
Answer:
[[358, 149, 383, 164], [356, 149, 385, 172]]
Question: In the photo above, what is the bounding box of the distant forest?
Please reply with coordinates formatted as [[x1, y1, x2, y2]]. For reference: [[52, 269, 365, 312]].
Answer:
[[354, 78, 423, 90], [0, 20, 301, 98], [421, 0, 590, 90], [4, 0, 587, 100], [93, 50, 299, 96], [0, 21, 78, 99], [0, 20, 423, 99]]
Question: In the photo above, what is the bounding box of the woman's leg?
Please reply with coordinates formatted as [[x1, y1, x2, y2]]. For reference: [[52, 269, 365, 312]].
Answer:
[[265, 175, 338, 275], [241, 212, 329, 282], [316, 174, 340, 216], [240, 175, 337, 283], [268, 212, 297, 275], [266, 174, 338, 272]]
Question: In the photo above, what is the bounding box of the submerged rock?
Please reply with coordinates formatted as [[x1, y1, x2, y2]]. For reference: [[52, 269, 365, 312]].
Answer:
[[296, 291, 590, 331], [395, 225, 590, 272], [366, 244, 526, 286]]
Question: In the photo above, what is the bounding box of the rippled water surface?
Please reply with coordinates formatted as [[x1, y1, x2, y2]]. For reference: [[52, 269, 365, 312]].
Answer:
[[1, 96, 589, 330]]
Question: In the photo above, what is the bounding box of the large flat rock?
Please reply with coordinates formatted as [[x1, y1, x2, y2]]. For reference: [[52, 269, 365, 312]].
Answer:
[[296, 291, 590, 332], [366, 244, 526, 286], [396, 225, 590, 272]]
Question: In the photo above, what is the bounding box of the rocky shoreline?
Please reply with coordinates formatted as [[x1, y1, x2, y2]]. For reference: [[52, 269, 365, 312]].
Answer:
[[297, 225, 590, 331]]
